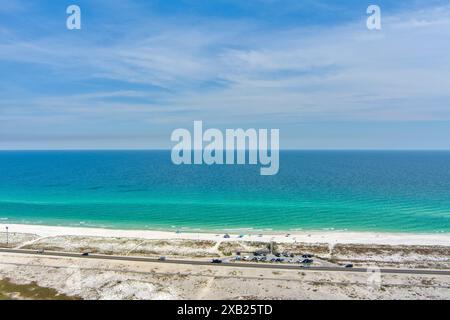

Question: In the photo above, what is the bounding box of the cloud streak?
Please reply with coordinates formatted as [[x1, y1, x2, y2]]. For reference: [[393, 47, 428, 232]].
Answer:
[[0, 1, 450, 149]]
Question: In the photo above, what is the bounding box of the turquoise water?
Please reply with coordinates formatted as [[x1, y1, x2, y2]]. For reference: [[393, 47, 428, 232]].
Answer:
[[0, 151, 449, 233]]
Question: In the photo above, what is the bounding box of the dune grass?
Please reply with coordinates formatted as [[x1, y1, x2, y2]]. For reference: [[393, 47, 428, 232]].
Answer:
[[0, 278, 79, 300]]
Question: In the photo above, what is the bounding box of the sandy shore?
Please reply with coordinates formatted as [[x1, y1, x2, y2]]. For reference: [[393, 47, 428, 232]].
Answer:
[[1, 251, 449, 300], [1, 223, 449, 300], [1, 223, 449, 246]]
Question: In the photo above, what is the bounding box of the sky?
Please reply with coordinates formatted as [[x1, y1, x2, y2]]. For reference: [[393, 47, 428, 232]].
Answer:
[[0, 0, 449, 150]]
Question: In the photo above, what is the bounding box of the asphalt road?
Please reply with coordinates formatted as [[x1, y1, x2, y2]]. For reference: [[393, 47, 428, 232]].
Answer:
[[1, 248, 449, 276]]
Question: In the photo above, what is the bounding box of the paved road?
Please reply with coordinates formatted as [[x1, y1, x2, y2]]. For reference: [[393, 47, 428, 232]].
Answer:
[[1, 248, 449, 276]]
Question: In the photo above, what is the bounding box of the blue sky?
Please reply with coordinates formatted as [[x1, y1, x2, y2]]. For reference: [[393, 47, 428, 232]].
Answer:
[[1, 0, 450, 149]]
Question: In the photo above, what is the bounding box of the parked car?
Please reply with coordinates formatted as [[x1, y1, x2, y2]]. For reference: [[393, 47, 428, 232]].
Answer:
[[158, 256, 166, 261], [345, 264, 354, 268], [212, 259, 222, 264], [301, 259, 314, 264], [82, 252, 90, 256], [302, 254, 313, 259]]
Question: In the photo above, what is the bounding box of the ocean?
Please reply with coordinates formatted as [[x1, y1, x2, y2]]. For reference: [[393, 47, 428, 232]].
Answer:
[[0, 151, 449, 233]]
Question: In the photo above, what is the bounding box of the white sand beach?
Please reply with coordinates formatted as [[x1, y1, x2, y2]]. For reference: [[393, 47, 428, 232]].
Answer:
[[1, 223, 449, 300], [1, 223, 449, 246]]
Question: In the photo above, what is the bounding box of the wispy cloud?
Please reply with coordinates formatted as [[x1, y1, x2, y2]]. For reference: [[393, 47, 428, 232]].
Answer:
[[1, 0, 450, 149]]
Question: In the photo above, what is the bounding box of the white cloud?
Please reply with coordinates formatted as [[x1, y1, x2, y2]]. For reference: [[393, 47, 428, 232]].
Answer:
[[1, 2, 450, 148]]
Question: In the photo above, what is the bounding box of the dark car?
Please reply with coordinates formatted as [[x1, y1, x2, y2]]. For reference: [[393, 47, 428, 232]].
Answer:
[[212, 259, 223, 264], [302, 254, 313, 259], [301, 259, 314, 264], [345, 264, 354, 268], [82, 252, 90, 256]]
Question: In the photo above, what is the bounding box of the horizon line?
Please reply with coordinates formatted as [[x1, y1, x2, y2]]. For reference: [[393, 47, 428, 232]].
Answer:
[[1, 149, 450, 152]]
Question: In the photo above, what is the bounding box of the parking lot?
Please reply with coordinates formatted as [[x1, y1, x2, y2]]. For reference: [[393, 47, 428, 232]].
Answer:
[[221, 251, 330, 267]]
